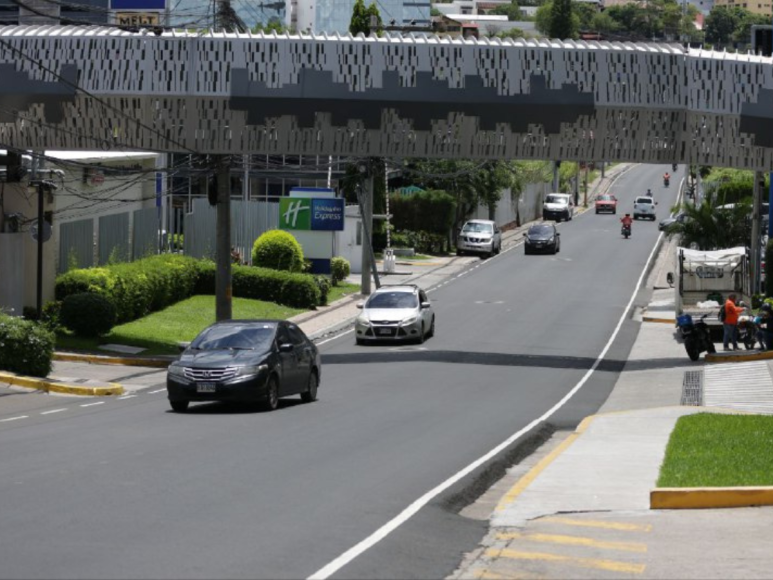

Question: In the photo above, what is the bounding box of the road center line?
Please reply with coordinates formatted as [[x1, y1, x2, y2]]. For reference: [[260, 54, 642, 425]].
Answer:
[[0, 415, 29, 422], [40, 409, 67, 415], [80, 402, 105, 407], [117, 395, 137, 400], [149, 389, 166, 394], [307, 230, 664, 580]]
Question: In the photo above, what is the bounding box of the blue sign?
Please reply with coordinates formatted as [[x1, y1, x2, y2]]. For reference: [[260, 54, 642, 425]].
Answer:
[[111, 0, 166, 10], [310, 198, 344, 231]]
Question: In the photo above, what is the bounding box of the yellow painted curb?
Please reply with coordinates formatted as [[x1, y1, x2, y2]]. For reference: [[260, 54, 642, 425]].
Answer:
[[495, 415, 598, 512], [54, 352, 171, 368], [642, 317, 676, 324], [0, 371, 124, 397], [705, 350, 773, 363], [651, 486, 773, 509]]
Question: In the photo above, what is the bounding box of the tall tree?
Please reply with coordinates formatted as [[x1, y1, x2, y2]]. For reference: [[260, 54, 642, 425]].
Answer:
[[549, 0, 576, 39], [704, 6, 742, 46], [350, 0, 382, 35], [666, 192, 752, 250]]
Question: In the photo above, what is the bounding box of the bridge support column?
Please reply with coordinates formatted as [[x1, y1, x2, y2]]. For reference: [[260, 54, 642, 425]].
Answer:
[[215, 156, 232, 321], [751, 171, 763, 296]]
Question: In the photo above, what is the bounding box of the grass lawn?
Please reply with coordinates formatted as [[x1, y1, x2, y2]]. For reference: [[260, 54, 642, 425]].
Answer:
[[56, 295, 306, 356], [657, 413, 773, 487], [328, 282, 360, 302]]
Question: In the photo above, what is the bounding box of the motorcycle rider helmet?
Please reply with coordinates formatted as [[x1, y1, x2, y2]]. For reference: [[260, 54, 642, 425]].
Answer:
[[761, 302, 772, 314]]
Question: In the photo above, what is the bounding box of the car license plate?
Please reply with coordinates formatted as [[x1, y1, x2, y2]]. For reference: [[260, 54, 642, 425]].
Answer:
[[197, 382, 216, 393], [377, 328, 393, 336]]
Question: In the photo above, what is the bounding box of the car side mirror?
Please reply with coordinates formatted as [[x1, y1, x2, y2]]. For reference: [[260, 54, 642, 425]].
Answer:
[[523, 233, 527, 237], [279, 343, 294, 353], [356, 302, 364, 309], [421, 302, 431, 309], [556, 232, 560, 236]]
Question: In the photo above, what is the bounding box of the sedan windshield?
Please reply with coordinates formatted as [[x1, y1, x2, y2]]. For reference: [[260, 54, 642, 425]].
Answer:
[[190, 324, 275, 351], [366, 292, 419, 309], [462, 222, 493, 234]]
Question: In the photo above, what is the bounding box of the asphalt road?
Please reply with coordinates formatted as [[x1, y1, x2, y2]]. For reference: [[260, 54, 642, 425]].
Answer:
[[0, 163, 681, 580]]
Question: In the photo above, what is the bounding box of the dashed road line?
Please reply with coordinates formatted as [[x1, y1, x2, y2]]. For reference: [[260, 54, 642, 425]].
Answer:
[[539, 516, 653, 533], [0, 415, 29, 422], [149, 389, 166, 394], [495, 531, 647, 553], [80, 402, 105, 407], [40, 408, 67, 415], [485, 548, 646, 574], [117, 395, 137, 400]]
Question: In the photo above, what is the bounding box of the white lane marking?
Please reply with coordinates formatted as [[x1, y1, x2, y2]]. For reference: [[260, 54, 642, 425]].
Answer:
[[308, 231, 664, 580], [316, 327, 354, 347], [0, 415, 29, 423], [149, 389, 166, 394], [80, 402, 105, 408], [41, 409, 67, 415], [117, 395, 137, 400]]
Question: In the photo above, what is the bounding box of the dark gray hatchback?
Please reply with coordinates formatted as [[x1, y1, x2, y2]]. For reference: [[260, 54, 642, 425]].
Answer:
[[166, 320, 321, 413]]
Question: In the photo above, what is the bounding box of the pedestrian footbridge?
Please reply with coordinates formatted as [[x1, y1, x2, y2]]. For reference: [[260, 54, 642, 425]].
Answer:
[[1, 26, 773, 169]]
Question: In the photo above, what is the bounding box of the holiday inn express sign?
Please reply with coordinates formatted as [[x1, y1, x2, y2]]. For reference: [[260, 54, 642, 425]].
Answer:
[[279, 197, 344, 231]]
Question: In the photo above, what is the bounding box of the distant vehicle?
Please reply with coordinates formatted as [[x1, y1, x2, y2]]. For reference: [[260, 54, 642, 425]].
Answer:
[[659, 212, 689, 231], [355, 284, 435, 345], [595, 194, 618, 214], [542, 193, 574, 222], [166, 320, 321, 413], [524, 222, 561, 255], [457, 219, 502, 257], [633, 196, 657, 220]]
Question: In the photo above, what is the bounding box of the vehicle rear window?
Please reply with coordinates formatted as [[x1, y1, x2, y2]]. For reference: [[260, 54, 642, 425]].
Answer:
[[635, 197, 653, 204], [366, 292, 418, 309], [545, 195, 567, 204]]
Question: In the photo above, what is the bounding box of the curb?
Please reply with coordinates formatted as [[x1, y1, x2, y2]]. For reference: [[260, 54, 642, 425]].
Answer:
[[494, 415, 598, 512], [642, 316, 676, 324], [705, 350, 773, 363], [651, 486, 773, 509], [53, 351, 172, 368], [0, 371, 124, 397]]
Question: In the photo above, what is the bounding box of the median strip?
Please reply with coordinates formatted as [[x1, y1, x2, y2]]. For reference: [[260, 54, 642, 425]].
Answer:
[[0, 371, 123, 397]]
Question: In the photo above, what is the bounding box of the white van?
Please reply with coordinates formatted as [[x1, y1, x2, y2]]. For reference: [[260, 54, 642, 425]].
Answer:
[[542, 193, 574, 222]]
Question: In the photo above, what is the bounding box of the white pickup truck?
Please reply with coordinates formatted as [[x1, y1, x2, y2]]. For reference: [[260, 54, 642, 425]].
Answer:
[[633, 196, 657, 220]]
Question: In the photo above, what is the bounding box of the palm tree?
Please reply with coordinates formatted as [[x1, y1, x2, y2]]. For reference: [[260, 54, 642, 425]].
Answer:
[[665, 192, 751, 250]]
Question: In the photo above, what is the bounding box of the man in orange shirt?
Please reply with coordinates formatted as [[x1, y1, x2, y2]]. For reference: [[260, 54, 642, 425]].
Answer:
[[723, 293, 746, 351]]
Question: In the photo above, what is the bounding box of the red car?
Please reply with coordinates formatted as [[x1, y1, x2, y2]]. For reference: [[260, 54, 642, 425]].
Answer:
[[595, 194, 618, 214]]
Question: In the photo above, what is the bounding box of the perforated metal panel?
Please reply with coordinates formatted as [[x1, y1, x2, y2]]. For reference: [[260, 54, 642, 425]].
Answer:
[[2, 27, 773, 168]]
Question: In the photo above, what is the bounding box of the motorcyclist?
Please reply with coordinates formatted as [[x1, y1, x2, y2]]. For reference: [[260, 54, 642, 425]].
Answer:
[[672, 163, 678, 171], [663, 172, 671, 185], [646, 188, 653, 197], [620, 213, 633, 235], [757, 303, 773, 350]]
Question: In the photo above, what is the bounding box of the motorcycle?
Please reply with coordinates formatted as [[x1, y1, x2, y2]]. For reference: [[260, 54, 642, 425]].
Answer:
[[737, 311, 759, 350], [672, 163, 678, 171], [663, 176, 670, 187], [621, 224, 631, 239], [677, 313, 716, 361]]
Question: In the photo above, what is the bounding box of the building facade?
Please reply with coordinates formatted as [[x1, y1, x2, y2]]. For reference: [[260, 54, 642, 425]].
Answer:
[[287, 0, 430, 34]]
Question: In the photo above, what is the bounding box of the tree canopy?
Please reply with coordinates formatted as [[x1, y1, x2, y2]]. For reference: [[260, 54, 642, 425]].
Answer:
[[349, 0, 382, 35]]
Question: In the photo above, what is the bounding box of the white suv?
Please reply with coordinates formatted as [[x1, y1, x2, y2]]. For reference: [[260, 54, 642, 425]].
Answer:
[[457, 219, 502, 257], [542, 193, 574, 222], [633, 196, 657, 220]]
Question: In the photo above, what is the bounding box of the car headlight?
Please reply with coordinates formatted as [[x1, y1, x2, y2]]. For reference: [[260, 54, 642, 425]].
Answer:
[[168, 364, 186, 377], [356, 315, 370, 326], [548, 237, 555, 243], [401, 315, 418, 325], [236, 364, 268, 377]]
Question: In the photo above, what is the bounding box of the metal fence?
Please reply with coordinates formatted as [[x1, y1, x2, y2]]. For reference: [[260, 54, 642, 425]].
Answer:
[[58, 219, 94, 274], [98, 213, 130, 266]]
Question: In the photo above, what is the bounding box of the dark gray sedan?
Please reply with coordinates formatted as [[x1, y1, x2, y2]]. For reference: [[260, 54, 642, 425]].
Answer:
[[524, 223, 561, 255], [166, 320, 321, 412]]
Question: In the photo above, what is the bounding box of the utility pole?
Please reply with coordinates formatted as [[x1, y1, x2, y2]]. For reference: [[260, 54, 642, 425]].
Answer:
[[751, 171, 763, 295], [215, 156, 232, 321], [356, 163, 380, 294]]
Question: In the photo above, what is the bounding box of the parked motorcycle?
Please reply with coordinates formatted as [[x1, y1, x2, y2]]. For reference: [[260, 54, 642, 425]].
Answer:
[[677, 313, 716, 361], [621, 224, 631, 239], [737, 312, 759, 350]]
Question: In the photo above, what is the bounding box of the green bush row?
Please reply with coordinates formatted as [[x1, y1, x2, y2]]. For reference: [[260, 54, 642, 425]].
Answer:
[[0, 314, 54, 377], [55, 254, 202, 324]]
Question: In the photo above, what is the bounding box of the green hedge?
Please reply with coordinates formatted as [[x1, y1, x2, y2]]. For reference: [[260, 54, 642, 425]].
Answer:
[[389, 189, 457, 236], [195, 262, 321, 309], [55, 254, 203, 324], [0, 315, 54, 377]]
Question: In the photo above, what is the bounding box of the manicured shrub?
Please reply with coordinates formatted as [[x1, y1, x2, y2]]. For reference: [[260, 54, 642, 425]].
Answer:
[[231, 265, 320, 309], [55, 254, 202, 324], [330, 257, 351, 286], [60, 293, 117, 337], [315, 276, 331, 306], [0, 314, 54, 377], [252, 230, 305, 272]]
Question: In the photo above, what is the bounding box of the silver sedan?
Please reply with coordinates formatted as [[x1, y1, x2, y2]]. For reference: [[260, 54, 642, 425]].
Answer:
[[355, 285, 435, 345]]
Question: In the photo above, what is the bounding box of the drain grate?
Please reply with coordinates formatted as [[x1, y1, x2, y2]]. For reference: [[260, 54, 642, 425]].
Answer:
[[681, 370, 703, 406]]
